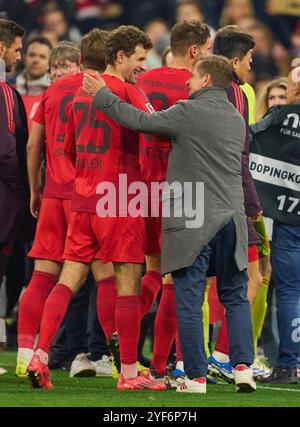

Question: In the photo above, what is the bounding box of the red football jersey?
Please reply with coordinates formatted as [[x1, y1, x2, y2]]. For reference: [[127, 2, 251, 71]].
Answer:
[[137, 66, 191, 182], [22, 94, 43, 131], [33, 73, 84, 199], [68, 74, 152, 214]]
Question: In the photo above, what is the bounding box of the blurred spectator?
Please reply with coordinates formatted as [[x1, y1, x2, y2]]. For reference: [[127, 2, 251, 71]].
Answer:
[[16, 37, 52, 96], [176, 0, 206, 23], [291, 19, 300, 58], [176, 0, 216, 38], [120, 0, 176, 29], [255, 77, 287, 121], [16, 36, 52, 130], [144, 19, 170, 69], [248, 24, 279, 85], [196, 0, 224, 29], [220, 0, 255, 27], [74, 0, 123, 33], [28, 7, 81, 47]]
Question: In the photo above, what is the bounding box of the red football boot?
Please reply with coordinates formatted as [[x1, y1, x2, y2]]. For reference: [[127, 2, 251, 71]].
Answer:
[[27, 354, 53, 390]]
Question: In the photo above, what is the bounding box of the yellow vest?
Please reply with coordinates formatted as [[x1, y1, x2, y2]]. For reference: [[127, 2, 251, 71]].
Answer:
[[241, 83, 256, 125]]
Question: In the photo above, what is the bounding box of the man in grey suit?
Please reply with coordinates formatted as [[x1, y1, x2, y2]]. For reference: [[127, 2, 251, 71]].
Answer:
[[83, 55, 256, 393]]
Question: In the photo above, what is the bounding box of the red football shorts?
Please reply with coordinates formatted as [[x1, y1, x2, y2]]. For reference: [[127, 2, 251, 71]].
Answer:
[[63, 212, 146, 264], [28, 198, 71, 262], [248, 244, 259, 263], [145, 216, 161, 255]]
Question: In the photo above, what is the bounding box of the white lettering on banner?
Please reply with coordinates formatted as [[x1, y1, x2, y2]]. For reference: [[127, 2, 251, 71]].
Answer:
[[283, 113, 300, 129], [249, 153, 300, 192]]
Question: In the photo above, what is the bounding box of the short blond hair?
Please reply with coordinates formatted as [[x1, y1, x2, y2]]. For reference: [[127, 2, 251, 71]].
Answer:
[[49, 42, 80, 67]]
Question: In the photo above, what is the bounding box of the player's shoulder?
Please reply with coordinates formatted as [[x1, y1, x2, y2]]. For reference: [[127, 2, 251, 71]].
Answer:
[[51, 72, 83, 93], [103, 74, 127, 98], [139, 66, 166, 80]]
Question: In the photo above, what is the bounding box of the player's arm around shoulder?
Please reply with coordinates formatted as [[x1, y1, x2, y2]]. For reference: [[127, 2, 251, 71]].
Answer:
[[84, 72, 184, 139]]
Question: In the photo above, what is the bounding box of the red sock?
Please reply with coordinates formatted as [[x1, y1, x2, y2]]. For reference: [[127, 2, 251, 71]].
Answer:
[[35, 284, 73, 354], [214, 310, 229, 355], [96, 276, 117, 339], [140, 270, 162, 318], [18, 271, 57, 349], [151, 284, 177, 375], [115, 295, 140, 365], [175, 332, 183, 362]]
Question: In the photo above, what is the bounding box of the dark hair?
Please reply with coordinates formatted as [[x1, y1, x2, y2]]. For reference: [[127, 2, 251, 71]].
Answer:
[[196, 55, 233, 90], [105, 25, 153, 66], [213, 25, 255, 60], [80, 28, 109, 72], [24, 36, 52, 54], [170, 21, 210, 57], [0, 19, 24, 47], [49, 42, 80, 67]]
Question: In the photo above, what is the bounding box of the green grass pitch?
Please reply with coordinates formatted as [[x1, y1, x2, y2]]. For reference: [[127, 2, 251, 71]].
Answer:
[[0, 352, 299, 407]]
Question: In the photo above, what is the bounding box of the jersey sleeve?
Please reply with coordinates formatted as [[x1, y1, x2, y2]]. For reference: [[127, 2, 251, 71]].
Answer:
[[0, 85, 23, 195], [93, 86, 184, 139]]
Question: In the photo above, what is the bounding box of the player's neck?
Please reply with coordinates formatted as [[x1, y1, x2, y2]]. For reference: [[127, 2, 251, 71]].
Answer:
[[81, 66, 101, 75], [103, 65, 125, 82], [170, 57, 191, 72]]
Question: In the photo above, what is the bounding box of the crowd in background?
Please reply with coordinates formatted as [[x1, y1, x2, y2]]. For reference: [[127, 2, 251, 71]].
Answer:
[[0, 0, 299, 373], [0, 0, 299, 91]]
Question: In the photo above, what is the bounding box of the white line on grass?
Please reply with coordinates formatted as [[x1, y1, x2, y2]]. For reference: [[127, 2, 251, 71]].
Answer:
[[218, 382, 300, 393], [257, 385, 300, 393]]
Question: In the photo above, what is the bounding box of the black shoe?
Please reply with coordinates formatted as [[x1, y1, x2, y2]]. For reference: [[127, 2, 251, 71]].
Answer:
[[107, 332, 120, 373], [138, 355, 151, 368], [258, 366, 298, 384]]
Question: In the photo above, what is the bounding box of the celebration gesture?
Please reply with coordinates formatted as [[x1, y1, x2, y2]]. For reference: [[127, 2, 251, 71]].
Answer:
[[83, 72, 106, 97]]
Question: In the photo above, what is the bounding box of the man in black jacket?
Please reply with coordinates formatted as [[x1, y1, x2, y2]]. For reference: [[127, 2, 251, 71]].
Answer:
[[0, 19, 35, 364]]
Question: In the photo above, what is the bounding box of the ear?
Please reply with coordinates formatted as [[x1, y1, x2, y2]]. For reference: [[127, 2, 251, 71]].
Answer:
[[116, 50, 125, 64], [0, 41, 7, 59], [189, 45, 198, 59], [230, 57, 239, 73]]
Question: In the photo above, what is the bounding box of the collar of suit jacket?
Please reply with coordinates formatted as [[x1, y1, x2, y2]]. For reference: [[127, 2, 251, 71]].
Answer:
[[189, 87, 227, 100]]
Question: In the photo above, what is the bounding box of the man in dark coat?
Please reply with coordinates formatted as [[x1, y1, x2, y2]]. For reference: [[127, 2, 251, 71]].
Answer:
[[0, 19, 35, 358]]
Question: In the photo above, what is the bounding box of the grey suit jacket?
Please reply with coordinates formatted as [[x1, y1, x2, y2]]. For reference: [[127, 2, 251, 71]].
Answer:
[[93, 86, 248, 274]]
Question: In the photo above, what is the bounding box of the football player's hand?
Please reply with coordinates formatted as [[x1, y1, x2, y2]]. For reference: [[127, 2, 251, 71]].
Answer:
[[83, 72, 106, 96], [30, 191, 42, 218]]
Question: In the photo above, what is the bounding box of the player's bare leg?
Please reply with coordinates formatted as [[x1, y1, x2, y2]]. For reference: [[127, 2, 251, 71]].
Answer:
[[17, 259, 62, 376]]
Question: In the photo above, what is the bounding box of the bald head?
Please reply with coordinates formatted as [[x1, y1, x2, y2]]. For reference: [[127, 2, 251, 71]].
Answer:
[[286, 66, 300, 104]]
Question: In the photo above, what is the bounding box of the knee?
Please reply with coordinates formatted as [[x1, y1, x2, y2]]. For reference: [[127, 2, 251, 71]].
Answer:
[[59, 261, 89, 293], [114, 262, 142, 296], [92, 261, 114, 282]]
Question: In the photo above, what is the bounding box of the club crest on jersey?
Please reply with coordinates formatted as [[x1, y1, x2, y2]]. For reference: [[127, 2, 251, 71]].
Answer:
[[145, 102, 155, 113]]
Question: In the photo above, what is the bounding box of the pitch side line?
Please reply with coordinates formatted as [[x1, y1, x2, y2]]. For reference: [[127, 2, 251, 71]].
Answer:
[[257, 385, 300, 393], [218, 383, 300, 393]]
